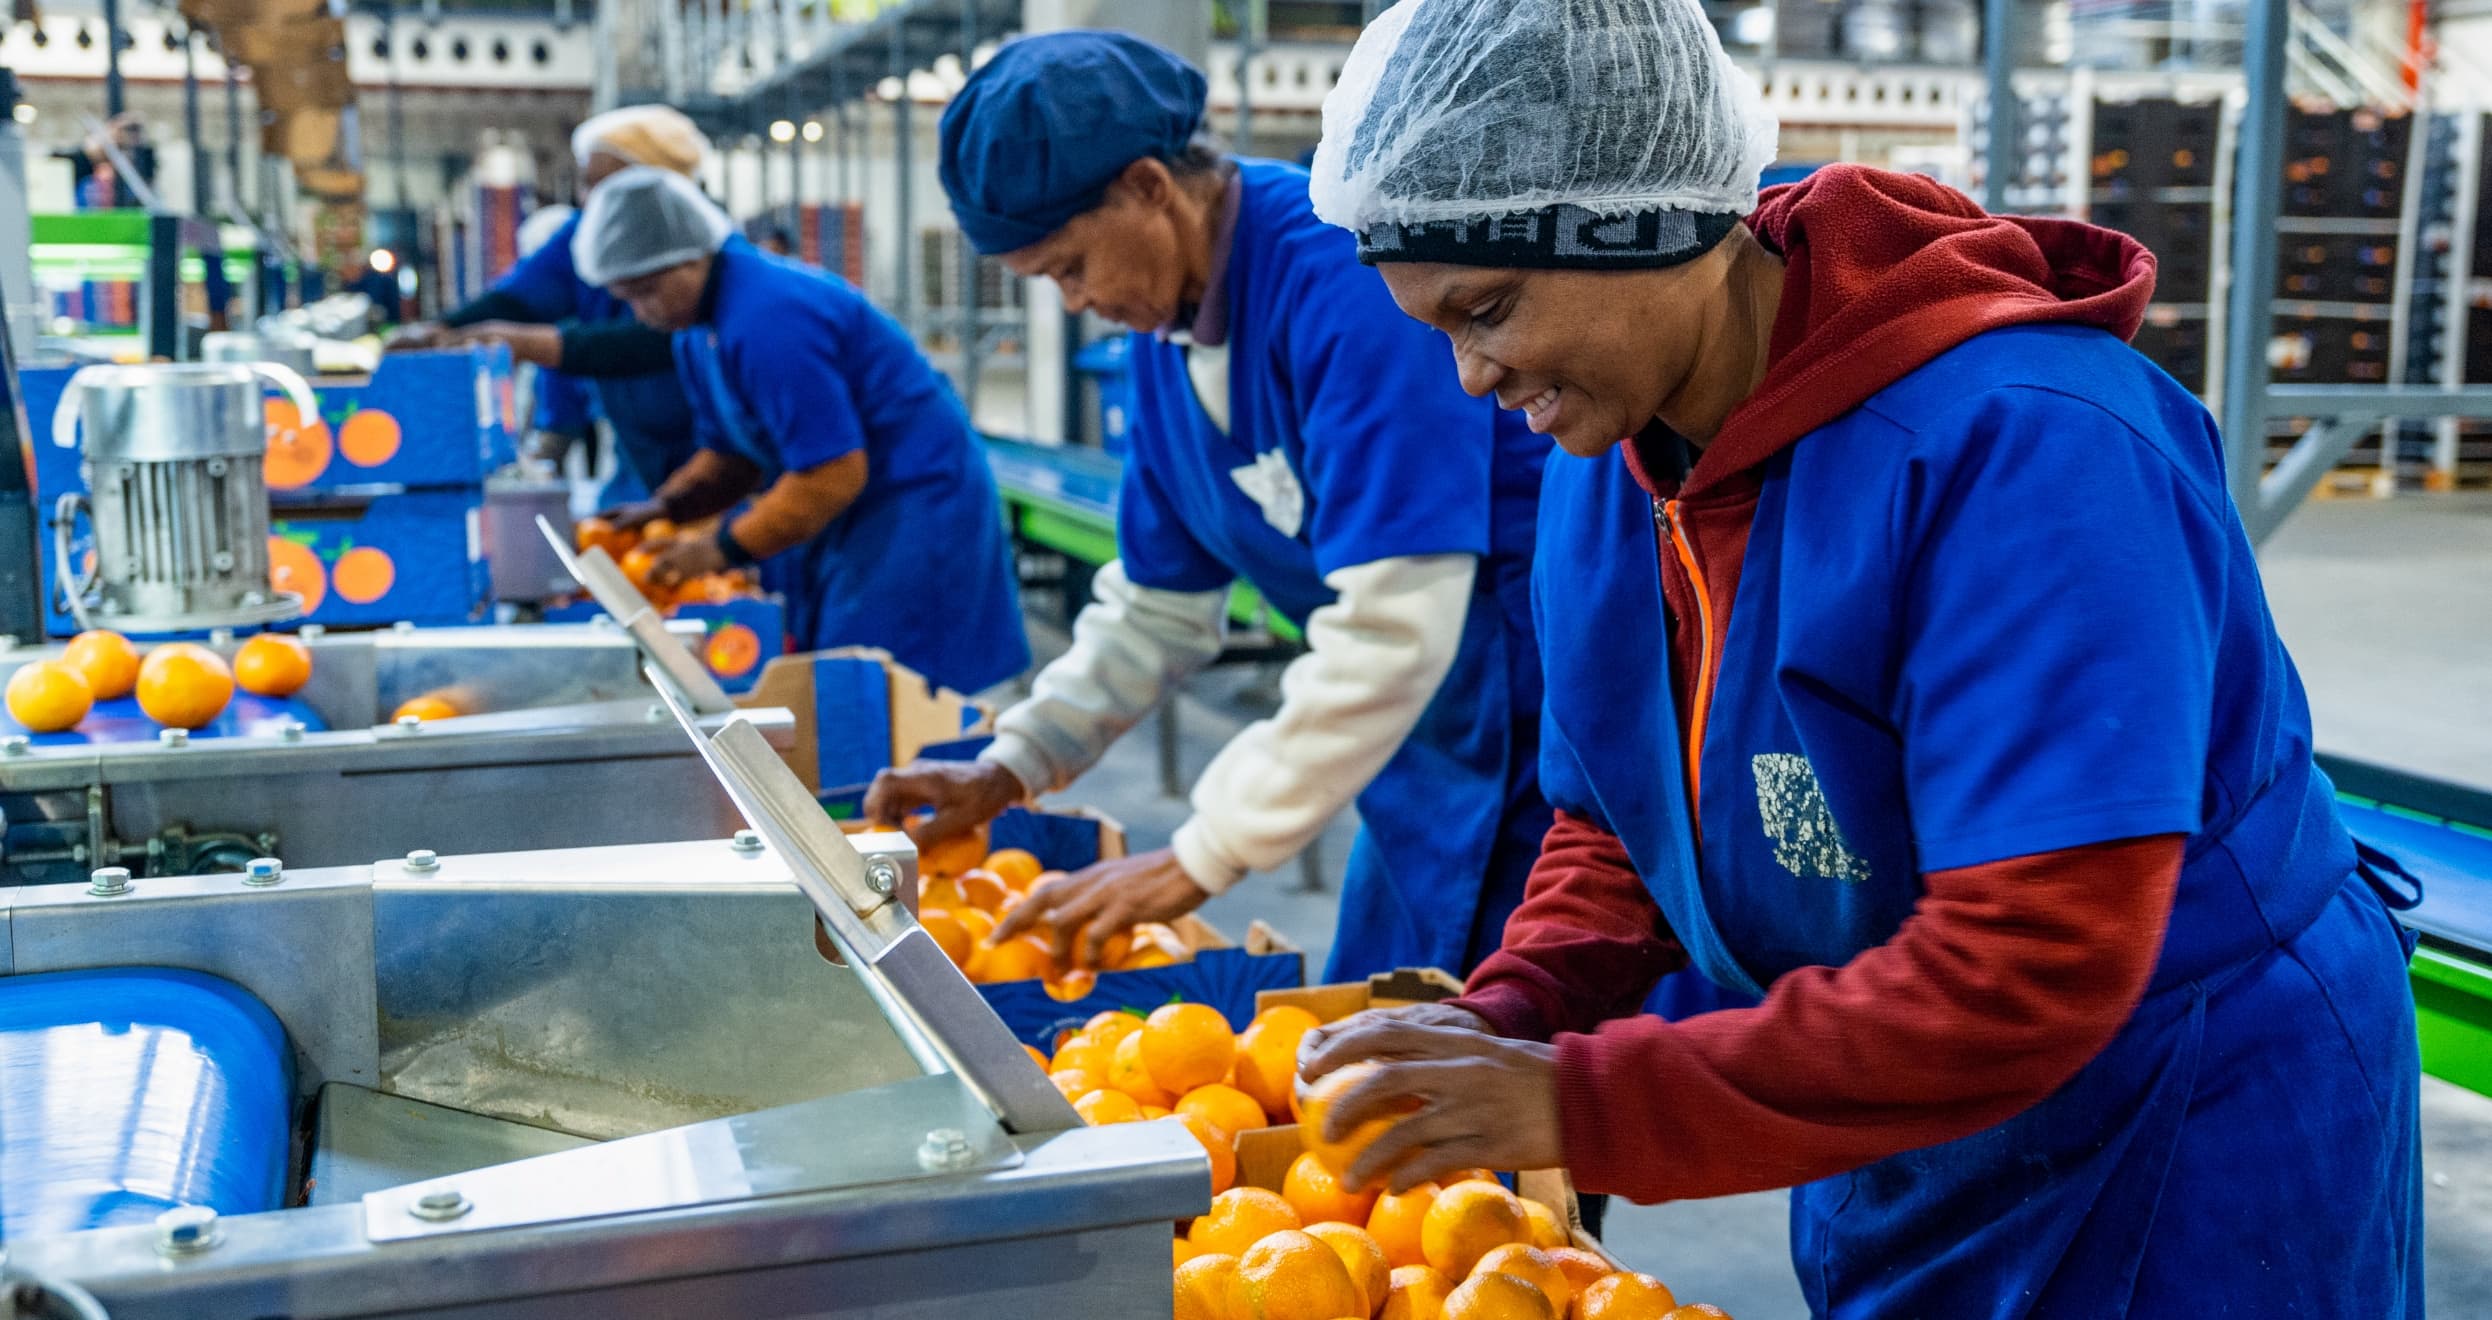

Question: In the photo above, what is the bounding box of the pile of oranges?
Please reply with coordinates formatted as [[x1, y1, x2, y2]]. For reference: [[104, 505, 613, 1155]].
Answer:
[[4, 630, 312, 735], [913, 827, 1195, 996], [574, 516, 765, 617]]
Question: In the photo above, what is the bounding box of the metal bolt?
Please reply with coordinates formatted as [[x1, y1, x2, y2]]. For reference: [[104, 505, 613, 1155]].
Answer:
[[645, 702, 668, 723], [243, 857, 283, 887], [3, 735, 29, 756], [392, 620, 416, 633], [864, 857, 901, 896], [300, 624, 326, 640], [730, 829, 765, 855], [203, 457, 229, 478], [403, 849, 439, 874], [158, 727, 190, 748], [208, 627, 234, 647], [395, 714, 423, 732], [211, 551, 235, 572], [916, 1128, 975, 1172], [155, 1205, 221, 1255], [280, 719, 307, 742], [408, 1188, 472, 1222], [88, 866, 132, 897]]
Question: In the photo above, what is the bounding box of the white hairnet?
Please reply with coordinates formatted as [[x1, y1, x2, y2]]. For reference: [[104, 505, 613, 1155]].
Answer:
[[571, 105, 711, 176], [517, 203, 576, 257], [1311, 0, 1778, 256], [571, 166, 734, 287]]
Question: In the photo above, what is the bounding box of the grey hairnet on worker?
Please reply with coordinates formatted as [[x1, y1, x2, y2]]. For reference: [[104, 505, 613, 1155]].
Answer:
[[572, 166, 735, 289]]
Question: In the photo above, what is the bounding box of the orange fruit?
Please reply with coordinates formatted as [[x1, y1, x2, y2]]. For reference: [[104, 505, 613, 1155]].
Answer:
[[391, 694, 461, 723], [1304, 1221, 1392, 1318], [1173, 1110, 1237, 1195], [1441, 1170, 1500, 1190], [1044, 967, 1098, 1002], [337, 408, 402, 466], [1470, 1245, 1571, 1316], [640, 517, 680, 543], [1143, 1105, 1172, 1120], [1174, 1235, 1203, 1269], [1382, 1264, 1458, 1320], [1050, 1035, 1112, 1080], [1574, 1273, 1680, 1320], [1174, 1252, 1246, 1320], [1178, 1084, 1270, 1142], [1187, 1187, 1301, 1258], [5, 659, 93, 733], [1124, 921, 1192, 968], [331, 546, 396, 605], [61, 630, 140, 700], [917, 827, 989, 880], [983, 847, 1044, 891], [266, 536, 328, 613], [1518, 1198, 1567, 1251], [232, 633, 312, 697], [574, 516, 639, 558], [617, 545, 661, 588], [1110, 1031, 1176, 1108], [1238, 1229, 1363, 1320], [134, 643, 234, 729], [1545, 1248, 1615, 1297], [1048, 1068, 1104, 1103], [1368, 1182, 1441, 1269], [920, 909, 974, 970], [1073, 1088, 1143, 1125], [1237, 1004, 1323, 1121], [1021, 1043, 1050, 1070], [1422, 1181, 1529, 1279], [1299, 1062, 1420, 1183], [919, 875, 966, 910], [1284, 1149, 1380, 1228], [976, 933, 1057, 984], [1141, 1003, 1238, 1096], [956, 907, 998, 944], [1083, 1010, 1145, 1050], [957, 868, 1010, 913], [1441, 1270, 1554, 1320], [1661, 1307, 1731, 1320]]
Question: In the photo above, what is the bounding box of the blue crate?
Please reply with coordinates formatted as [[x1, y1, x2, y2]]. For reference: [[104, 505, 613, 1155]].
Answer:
[[266, 489, 490, 628]]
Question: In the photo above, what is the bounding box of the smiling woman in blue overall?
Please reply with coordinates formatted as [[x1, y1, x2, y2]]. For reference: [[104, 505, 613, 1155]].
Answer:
[[570, 168, 1028, 696], [864, 31, 1551, 983], [1293, 0, 2426, 1314]]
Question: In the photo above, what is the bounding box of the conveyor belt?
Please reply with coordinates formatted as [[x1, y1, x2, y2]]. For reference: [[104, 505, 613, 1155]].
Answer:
[[2, 693, 328, 745]]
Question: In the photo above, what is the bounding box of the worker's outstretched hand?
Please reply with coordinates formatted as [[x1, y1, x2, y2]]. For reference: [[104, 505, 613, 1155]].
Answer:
[[649, 535, 726, 586], [1295, 1007, 1562, 1194], [596, 499, 669, 532], [450, 320, 563, 368], [994, 848, 1209, 970], [863, 759, 1024, 850]]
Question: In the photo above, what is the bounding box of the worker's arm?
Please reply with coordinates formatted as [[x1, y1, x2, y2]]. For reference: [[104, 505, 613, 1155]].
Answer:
[[648, 452, 867, 583], [626, 448, 761, 528], [1168, 553, 1477, 893]]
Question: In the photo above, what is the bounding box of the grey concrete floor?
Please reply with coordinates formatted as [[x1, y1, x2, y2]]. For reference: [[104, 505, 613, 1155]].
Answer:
[[1003, 491, 2492, 1317]]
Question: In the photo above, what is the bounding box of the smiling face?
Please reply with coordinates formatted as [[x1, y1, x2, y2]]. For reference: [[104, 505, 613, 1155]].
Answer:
[[1001, 158, 1208, 333], [1378, 243, 1741, 458], [611, 255, 714, 332]]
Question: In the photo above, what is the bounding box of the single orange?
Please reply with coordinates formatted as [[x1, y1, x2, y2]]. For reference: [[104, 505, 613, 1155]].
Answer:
[[1142, 1105, 1172, 1120], [975, 933, 1056, 984], [1441, 1270, 1554, 1320], [1111, 1031, 1176, 1107], [261, 398, 332, 489], [1574, 1273, 1680, 1320], [1173, 1252, 1246, 1320], [1519, 1198, 1568, 1251], [982, 847, 1045, 891], [617, 546, 662, 588], [957, 868, 1010, 914], [1141, 1002, 1237, 1096], [391, 694, 462, 723], [61, 630, 140, 700], [704, 622, 763, 677], [331, 546, 395, 605], [1187, 1187, 1301, 1258], [337, 408, 402, 467], [1178, 1084, 1270, 1142], [266, 536, 328, 613], [1043, 968, 1098, 1001], [1048, 1068, 1104, 1103], [1174, 1235, 1203, 1269], [1382, 1264, 1458, 1320], [955, 907, 998, 944], [1470, 1244, 1571, 1316], [1237, 1004, 1323, 1121], [5, 660, 93, 733], [919, 909, 974, 970], [1545, 1248, 1615, 1298], [1049, 1035, 1112, 1080], [1173, 1111, 1237, 1195], [1441, 1170, 1501, 1190], [1299, 1062, 1420, 1183], [232, 633, 313, 697], [574, 516, 639, 559], [1020, 1043, 1050, 1070], [1367, 1182, 1442, 1269], [917, 827, 990, 880], [640, 517, 680, 543], [1073, 1088, 1143, 1125], [1124, 921, 1192, 969], [919, 874, 966, 910], [1421, 1181, 1529, 1279], [135, 643, 234, 730], [1304, 1221, 1392, 1318], [1238, 1229, 1364, 1320], [1083, 1009, 1146, 1050], [1283, 1149, 1380, 1228]]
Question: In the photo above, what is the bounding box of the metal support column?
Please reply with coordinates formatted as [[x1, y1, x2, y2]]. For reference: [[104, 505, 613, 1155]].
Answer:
[[1235, 0, 1264, 156], [1982, 0, 2015, 212], [2219, 0, 2290, 515], [892, 23, 917, 339], [385, 0, 410, 211], [182, 25, 208, 215], [101, 0, 127, 117], [959, 0, 982, 424], [225, 60, 245, 213]]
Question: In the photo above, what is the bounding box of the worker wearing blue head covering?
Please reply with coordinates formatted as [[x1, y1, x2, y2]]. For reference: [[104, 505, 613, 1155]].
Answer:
[[573, 167, 1029, 695], [866, 30, 1552, 986]]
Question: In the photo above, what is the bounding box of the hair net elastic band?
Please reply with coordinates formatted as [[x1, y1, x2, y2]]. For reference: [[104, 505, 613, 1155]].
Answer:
[[1358, 205, 1741, 269]]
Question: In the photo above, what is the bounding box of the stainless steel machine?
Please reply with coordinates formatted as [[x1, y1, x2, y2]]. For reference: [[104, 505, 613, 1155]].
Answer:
[[0, 622, 794, 885], [47, 361, 318, 633], [0, 528, 1205, 1317]]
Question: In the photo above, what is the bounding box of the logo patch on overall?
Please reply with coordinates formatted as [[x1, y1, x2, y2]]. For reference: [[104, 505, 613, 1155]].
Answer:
[[1230, 449, 1306, 538], [1752, 753, 1872, 883]]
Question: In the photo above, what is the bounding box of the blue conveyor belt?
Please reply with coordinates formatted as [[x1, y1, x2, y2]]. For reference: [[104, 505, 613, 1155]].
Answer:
[[0, 693, 327, 745], [2342, 801, 2492, 957]]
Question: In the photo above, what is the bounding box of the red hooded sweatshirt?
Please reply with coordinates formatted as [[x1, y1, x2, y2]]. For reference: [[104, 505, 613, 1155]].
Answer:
[[1451, 166, 2193, 1202]]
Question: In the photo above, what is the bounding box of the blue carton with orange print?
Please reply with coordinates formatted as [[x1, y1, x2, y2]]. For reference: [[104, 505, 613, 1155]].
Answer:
[[262, 347, 518, 496], [267, 488, 491, 627]]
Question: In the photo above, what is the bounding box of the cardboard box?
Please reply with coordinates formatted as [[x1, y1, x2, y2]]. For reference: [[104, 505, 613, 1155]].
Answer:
[[740, 647, 994, 799], [265, 347, 518, 494], [267, 488, 492, 628]]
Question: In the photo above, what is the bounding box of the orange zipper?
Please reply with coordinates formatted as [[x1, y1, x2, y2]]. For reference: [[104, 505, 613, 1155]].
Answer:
[[1661, 499, 1715, 824]]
